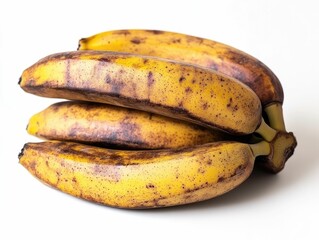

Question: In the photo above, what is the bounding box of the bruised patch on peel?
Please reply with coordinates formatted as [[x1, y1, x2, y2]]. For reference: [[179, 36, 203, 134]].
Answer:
[[99, 58, 111, 62], [147, 71, 155, 87], [202, 102, 208, 110], [146, 30, 164, 35], [93, 164, 121, 182], [29, 160, 37, 172], [114, 30, 131, 35], [172, 38, 181, 44], [185, 87, 192, 93], [130, 37, 145, 44]]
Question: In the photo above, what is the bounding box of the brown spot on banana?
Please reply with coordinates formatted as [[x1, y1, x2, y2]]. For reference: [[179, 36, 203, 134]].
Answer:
[[172, 38, 181, 44], [179, 76, 186, 82], [131, 37, 145, 44], [114, 30, 131, 35], [145, 30, 164, 35], [202, 102, 208, 110], [185, 87, 192, 93]]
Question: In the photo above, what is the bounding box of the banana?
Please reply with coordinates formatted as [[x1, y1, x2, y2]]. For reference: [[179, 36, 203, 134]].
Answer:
[[78, 29, 285, 131], [19, 140, 271, 208], [19, 50, 266, 136], [27, 101, 232, 149]]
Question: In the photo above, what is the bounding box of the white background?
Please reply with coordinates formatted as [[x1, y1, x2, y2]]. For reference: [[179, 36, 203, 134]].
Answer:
[[1, 0, 318, 239]]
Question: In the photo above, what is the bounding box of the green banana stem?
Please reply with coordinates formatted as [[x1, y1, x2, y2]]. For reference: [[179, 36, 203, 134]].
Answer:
[[249, 141, 271, 157], [264, 103, 286, 131], [255, 118, 277, 142]]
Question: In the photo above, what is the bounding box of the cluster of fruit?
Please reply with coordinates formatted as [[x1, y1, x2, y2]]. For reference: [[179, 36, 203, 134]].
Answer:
[[19, 30, 297, 209]]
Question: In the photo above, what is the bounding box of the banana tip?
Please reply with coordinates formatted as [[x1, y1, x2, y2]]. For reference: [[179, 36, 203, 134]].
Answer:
[[77, 38, 85, 50], [18, 144, 27, 160], [18, 76, 22, 85]]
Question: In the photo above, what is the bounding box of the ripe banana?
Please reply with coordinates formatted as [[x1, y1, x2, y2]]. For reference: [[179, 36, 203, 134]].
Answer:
[[19, 140, 271, 208], [27, 101, 232, 149], [19, 50, 266, 137], [78, 29, 285, 131]]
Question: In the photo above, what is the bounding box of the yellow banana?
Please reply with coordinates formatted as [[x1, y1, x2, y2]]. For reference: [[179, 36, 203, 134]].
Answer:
[[78, 29, 285, 131], [27, 101, 232, 149], [19, 50, 264, 136], [19, 140, 271, 208]]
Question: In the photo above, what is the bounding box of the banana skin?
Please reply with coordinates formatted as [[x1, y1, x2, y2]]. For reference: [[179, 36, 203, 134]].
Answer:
[[27, 101, 232, 149], [19, 140, 270, 208], [78, 29, 285, 130], [19, 51, 262, 136]]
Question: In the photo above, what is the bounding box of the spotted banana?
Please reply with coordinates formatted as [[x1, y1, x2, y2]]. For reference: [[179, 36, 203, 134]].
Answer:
[[19, 140, 271, 208], [27, 101, 232, 149]]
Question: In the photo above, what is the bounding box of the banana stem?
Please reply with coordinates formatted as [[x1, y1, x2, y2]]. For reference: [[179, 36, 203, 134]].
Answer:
[[255, 118, 277, 142], [264, 103, 286, 131], [249, 141, 271, 157]]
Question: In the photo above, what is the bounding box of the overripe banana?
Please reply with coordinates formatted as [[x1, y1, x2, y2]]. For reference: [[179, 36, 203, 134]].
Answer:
[[78, 29, 285, 131], [19, 140, 271, 208], [27, 101, 232, 149]]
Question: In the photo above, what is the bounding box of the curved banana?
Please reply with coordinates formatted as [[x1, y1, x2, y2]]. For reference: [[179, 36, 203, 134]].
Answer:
[[19, 140, 270, 208], [27, 101, 232, 149], [19, 50, 266, 136], [78, 29, 285, 131]]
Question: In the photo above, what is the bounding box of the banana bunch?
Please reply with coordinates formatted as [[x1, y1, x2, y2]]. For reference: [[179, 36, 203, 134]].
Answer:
[[19, 29, 297, 209]]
